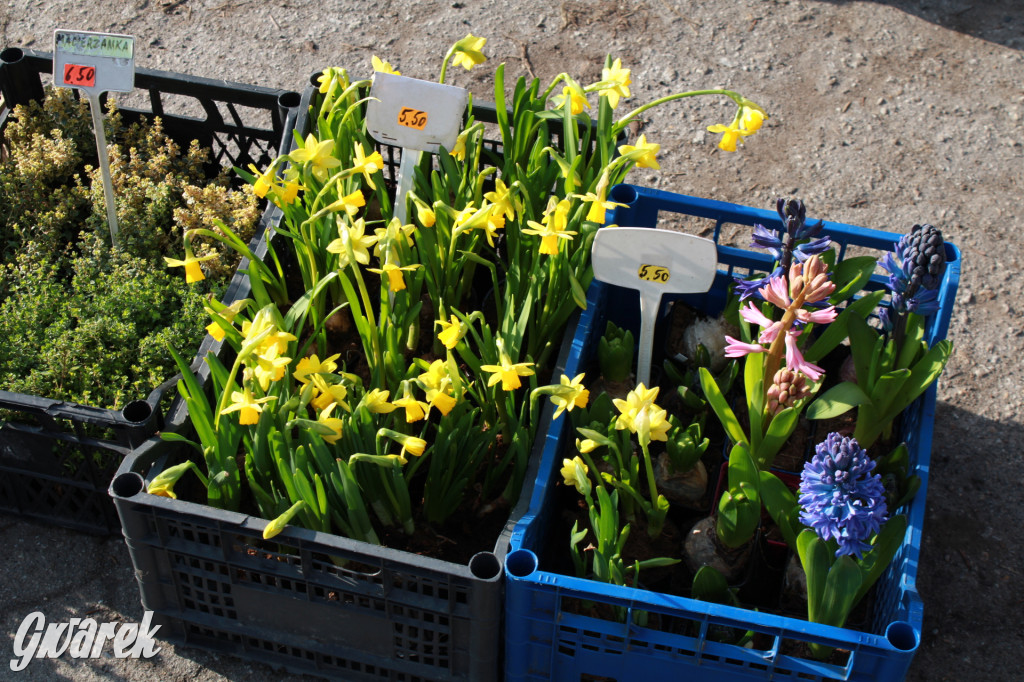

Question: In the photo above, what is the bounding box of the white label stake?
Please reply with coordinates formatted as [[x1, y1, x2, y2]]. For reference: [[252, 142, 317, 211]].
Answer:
[[366, 72, 469, 223], [54, 29, 136, 243], [591, 227, 718, 387]]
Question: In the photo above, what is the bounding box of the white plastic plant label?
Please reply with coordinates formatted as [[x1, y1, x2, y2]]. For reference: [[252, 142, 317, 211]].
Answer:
[[366, 72, 469, 153], [592, 227, 718, 386], [53, 30, 135, 94]]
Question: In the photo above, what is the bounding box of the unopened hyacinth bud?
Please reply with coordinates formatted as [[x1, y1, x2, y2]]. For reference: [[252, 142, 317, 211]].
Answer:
[[777, 197, 823, 240], [766, 368, 810, 415], [898, 223, 946, 293], [799, 433, 888, 559], [789, 255, 835, 303], [879, 223, 947, 325]]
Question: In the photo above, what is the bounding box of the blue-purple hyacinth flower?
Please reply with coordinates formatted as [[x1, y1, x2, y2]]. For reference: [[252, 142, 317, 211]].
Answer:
[[799, 432, 888, 559], [878, 223, 946, 329], [735, 199, 831, 301]]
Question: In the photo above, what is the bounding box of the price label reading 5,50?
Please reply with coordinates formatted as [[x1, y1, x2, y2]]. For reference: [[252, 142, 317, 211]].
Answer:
[[63, 63, 97, 87], [397, 107, 428, 130], [638, 264, 670, 283]]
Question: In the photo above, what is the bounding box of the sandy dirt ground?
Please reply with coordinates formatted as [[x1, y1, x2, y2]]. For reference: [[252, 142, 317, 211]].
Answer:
[[1, 0, 1022, 679]]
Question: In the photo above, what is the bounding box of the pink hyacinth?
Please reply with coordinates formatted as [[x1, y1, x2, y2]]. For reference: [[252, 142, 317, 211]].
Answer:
[[740, 302, 783, 343], [784, 331, 824, 381], [724, 335, 766, 358]]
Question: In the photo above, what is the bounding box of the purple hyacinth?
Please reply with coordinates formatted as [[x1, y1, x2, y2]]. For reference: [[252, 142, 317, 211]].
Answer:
[[799, 432, 888, 559], [878, 223, 946, 328], [735, 199, 831, 301]]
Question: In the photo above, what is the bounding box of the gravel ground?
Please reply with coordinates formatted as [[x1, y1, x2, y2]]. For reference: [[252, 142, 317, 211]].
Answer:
[[1, 0, 1022, 680]]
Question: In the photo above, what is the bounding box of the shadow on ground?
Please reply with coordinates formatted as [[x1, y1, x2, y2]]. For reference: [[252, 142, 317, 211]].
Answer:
[[816, 0, 1024, 49]]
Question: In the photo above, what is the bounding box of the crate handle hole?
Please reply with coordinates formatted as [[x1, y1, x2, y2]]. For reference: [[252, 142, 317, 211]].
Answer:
[[885, 620, 919, 652], [2, 47, 25, 64], [609, 184, 639, 205], [505, 549, 538, 578], [278, 91, 302, 109], [111, 472, 145, 498], [469, 551, 501, 580], [122, 400, 153, 424]]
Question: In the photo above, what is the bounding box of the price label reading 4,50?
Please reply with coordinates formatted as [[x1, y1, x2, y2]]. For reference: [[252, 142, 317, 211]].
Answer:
[[638, 264, 670, 283], [63, 63, 97, 88], [397, 107, 428, 130]]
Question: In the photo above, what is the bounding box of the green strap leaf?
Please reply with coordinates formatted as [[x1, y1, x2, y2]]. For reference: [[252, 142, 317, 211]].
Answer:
[[805, 290, 885, 363], [806, 381, 871, 420], [699, 367, 748, 448], [820, 556, 863, 628], [759, 471, 800, 550]]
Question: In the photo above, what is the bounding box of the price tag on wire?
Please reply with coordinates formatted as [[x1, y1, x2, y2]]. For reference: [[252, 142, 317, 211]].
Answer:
[[366, 72, 469, 223], [53, 29, 136, 242], [54, 29, 135, 94], [592, 227, 718, 387]]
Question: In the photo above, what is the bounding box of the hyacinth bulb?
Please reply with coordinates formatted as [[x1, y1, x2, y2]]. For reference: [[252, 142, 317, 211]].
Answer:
[[798, 432, 888, 559]]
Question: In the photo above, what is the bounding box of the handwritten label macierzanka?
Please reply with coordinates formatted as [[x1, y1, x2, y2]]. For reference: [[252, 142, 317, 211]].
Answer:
[[55, 31, 133, 60]]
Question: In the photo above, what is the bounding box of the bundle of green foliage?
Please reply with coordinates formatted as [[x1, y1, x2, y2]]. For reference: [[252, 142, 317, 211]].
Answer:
[[0, 87, 261, 410]]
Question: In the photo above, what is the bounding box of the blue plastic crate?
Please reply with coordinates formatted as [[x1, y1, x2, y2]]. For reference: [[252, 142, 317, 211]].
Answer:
[[505, 184, 960, 681]]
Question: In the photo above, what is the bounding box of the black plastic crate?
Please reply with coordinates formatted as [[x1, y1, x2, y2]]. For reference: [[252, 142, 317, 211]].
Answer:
[[0, 47, 301, 534], [109, 313, 576, 681]]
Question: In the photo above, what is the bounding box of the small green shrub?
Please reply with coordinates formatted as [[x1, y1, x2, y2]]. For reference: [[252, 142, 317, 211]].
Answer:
[[0, 86, 261, 410]]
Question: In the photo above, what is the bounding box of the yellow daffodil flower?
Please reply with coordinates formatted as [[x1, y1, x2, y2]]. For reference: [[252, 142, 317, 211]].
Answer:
[[293, 353, 341, 384], [318, 67, 342, 94], [263, 500, 305, 540], [481, 209, 505, 248], [326, 218, 380, 269], [252, 344, 292, 391], [310, 374, 351, 412], [373, 218, 416, 257], [612, 383, 670, 445], [351, 142, 384, 190], [448, 130, 469, 161], [220, 387, 276, 425], [550, 373, 590, 419], [436, 314, 464, 350], [241, 313, 296, 357], [317, 403, 345, 444], [363, 388, 398, 414], [741, 106, 765, 133], [146, 461, 195, 499], [392, 387, 430, 423], [290, 133, 342, 183], [523, 197, 577, 255], [418, 359, 457, 417], [205, 299, 249, 342], [618, 134, 661, 169], [164, 243, 217, 284], [369, 261, 420, 292], [553, 84, 590, 115], [481, 350, 535, 392], [247, 163, 275, 199], [326, 189, 365, 217], [560, 456, 591, 496], [416, 203, 436, 227], [452, 34, 487, 71], [383, 431, 428, 458], [274, 178, 303, 205], [706, 121, 753, 152], [598, 58, 632, 109], [578, 171, 627, 224], [372, 55, 400, 75], [576, 437, 599, 454], [483, 178, 520, 222]]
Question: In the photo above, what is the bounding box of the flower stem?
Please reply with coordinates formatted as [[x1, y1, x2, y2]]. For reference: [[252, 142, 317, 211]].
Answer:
[[614, 89, 744, 135]]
